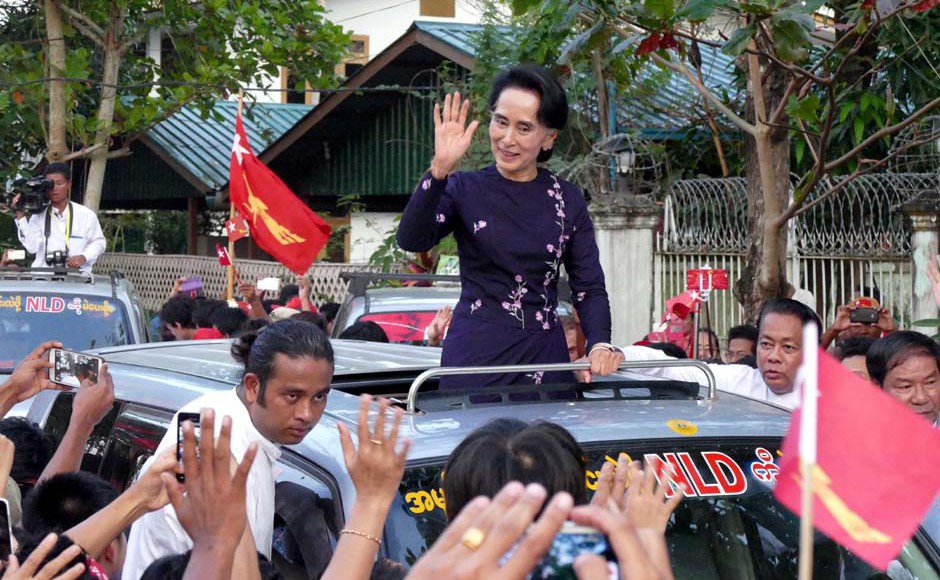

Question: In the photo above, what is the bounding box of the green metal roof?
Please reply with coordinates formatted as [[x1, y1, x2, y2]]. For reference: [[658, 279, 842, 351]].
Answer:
[[413, 20, 740, 139], [412, 20, 511, 58], [145, 100, 312, 192]]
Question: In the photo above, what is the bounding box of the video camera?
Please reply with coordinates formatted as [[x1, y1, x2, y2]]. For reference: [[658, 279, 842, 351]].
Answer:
[[8, 177, 53, 213]]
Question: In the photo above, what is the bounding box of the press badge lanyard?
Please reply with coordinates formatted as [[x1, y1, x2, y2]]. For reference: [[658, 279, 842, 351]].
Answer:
[[43, 202, 73, 254]]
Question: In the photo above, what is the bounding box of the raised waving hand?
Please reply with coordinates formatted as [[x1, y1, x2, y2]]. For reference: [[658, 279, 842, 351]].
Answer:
[[430, 92, 479, 179]]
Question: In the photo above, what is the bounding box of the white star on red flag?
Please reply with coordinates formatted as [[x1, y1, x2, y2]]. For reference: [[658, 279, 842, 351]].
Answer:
[[232, 132, 251, 166]]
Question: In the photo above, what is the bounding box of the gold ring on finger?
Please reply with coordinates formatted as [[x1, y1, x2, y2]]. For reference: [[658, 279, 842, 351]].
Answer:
[[460, 527, 486, 551], [369, 439, 384, 445]]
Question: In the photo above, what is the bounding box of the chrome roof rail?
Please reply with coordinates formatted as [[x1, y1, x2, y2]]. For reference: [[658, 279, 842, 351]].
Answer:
[[404, 359, 717, 414]]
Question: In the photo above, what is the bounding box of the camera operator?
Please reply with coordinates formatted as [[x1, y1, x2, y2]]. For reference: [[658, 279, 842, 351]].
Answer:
[[13, 162, 106, 273]]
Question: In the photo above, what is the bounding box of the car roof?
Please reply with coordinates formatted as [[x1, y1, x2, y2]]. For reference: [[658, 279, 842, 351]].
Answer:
[[0, 271, 127, 298], [84, 340, 789, 467], [308, 391, 791, 464], [93, 339, 443, 384]]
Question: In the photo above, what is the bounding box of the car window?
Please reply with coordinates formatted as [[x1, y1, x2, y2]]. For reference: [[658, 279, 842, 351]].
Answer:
[[97, 404, 173, 491], [41, 392, 122, 476], [271, 451, 342, 579], [387, 439, 938, 578], [358, 312, 439, 344], [0, 292, 132, 370]]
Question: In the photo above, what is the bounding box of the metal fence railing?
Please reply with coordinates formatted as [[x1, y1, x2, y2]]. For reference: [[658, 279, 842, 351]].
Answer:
[[93, 253, 383, 312], [654, 172, 929, 342], [654, 251, 913, 342]]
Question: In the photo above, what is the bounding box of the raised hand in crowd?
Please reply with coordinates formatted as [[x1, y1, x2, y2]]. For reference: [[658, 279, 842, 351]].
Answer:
[[323, 395, 412, 580], [169, 276, 188, 299], [875, 307, 896, 334], [407, 482, 573, 580], [577, 461, 681, 580], [0, 341, 66, 418], [38, 363, 115, 482], [65, 446, 178, 560], [928, 254, 940, 312], [430, 92, 480, 180], [590, 454, 632, 511], [0, 435, 13, 497], [160, 409, 259, 580], [3, 533, 85, 580], [238, 282, 269, 321], [425, 306, 452, 347]]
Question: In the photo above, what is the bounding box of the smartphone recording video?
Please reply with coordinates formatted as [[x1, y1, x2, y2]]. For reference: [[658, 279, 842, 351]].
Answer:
[[531, 523, 618, 580], [0, 498, 12, 561], [48, 348, 102, 389], [176, 412, 202, 483], [849, 307, 879, 324]]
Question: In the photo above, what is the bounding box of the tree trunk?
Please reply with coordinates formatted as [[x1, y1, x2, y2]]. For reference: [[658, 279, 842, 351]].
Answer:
[[82, 12, 123, 211], [734, 52, 792, 322], [43, 0, 68, 162]]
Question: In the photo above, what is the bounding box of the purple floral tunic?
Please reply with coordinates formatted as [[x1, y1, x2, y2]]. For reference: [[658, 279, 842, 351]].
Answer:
[[397, 166, 612, 388]]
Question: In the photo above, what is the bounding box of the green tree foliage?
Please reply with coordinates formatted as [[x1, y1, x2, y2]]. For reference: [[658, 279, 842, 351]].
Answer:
[[510, 0, 940, 316], [0, 0, 349, 208]]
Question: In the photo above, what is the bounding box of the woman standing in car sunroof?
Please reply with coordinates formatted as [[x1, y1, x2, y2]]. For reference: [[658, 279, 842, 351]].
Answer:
[[397, 64, 621, 388]]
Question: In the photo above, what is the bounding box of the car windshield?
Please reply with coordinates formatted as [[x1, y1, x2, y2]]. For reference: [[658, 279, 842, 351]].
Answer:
[[386, 438, 934, 578], [0, 291, 130, 370]]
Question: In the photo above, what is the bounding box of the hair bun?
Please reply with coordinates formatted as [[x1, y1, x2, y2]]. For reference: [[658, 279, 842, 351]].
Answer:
[[231, 329, 261, 364]]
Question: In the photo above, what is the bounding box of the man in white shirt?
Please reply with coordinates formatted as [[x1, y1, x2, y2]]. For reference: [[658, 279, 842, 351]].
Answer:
[[122, 319, 335, 578], [611, 299, 822, 409], [13, 162, 106, 273]]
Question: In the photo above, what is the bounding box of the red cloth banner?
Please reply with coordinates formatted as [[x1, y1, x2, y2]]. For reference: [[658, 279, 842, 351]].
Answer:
[[774, 349, 940, 570], [686, 268, 729, 291], [229, 112, 331, 275]]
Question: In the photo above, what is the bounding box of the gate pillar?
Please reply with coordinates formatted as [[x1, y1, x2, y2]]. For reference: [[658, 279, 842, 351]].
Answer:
[[591, 198, 661, 347], [903, 188, 940, 323]]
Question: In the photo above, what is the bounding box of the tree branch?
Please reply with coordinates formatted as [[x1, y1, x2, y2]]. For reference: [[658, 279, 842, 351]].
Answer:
[[609, 21, 757, 136], [783, 133, 940, 222], [824, 94, 940, 172], [768, 77, 798, 126], [55, 2, 104, 45], [796, 118, 820, 165], [62, 143, 106, 161]]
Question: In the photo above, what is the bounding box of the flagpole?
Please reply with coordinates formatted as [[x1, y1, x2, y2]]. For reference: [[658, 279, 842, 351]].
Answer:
[[798, 322, 819, 580], [227, 92, 244, 303]]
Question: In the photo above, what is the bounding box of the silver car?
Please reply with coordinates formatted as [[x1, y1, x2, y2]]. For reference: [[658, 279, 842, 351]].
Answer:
[[24, 340, 940, 578]]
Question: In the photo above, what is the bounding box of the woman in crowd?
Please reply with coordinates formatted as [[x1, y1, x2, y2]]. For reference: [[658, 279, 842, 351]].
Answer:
[[397, 65, 621, 388]]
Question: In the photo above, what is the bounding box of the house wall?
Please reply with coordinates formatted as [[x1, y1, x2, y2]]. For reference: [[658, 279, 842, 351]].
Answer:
[[324, 0, 482, 59], [349, 212, 400, 264]]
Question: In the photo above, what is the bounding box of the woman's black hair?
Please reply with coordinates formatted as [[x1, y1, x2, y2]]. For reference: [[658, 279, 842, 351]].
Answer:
[[866, 331, 940, 387], [442, 418, 586, 520], [645, 342, 688, 359], [232, 319, 334, 404], [488, 64, 568, 163], [756, 298, 822, 339]]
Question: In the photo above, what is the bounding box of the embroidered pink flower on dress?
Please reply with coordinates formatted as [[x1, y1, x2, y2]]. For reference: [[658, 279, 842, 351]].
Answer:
[[470, 299, 482, 313], [526, 371, 545, 384], [473, 220, 487, 234], [436, 213, 446, 224], [422, 178, 431, 190]]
